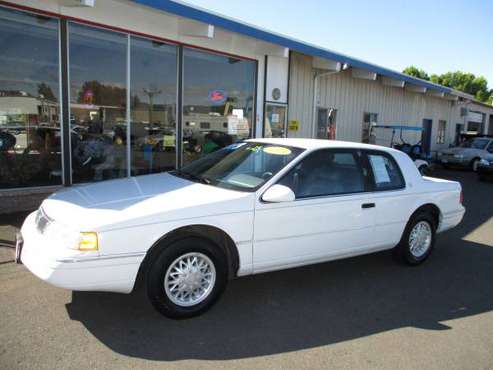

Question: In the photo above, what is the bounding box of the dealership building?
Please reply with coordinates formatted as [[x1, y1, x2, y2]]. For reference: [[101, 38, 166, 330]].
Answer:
[[1, 0, 493, 213]]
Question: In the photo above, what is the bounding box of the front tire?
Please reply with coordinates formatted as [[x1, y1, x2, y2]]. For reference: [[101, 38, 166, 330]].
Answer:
[[394, 212, 436, 265], [146, 237, 228, 319], [471, 158, 480, 172]]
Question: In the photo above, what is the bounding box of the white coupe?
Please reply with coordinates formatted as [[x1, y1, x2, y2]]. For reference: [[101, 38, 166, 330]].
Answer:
[[17, 139, 465, 318]]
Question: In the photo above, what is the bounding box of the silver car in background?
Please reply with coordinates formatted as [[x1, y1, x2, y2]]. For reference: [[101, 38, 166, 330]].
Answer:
[[439, 137, 493, 171]]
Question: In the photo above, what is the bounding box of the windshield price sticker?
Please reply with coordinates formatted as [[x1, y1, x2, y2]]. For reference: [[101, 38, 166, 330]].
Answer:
[[263, 146, 292, 155]]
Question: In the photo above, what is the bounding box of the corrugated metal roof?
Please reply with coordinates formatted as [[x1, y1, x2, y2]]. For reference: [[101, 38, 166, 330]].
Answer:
[[132, 0, 475, 100]]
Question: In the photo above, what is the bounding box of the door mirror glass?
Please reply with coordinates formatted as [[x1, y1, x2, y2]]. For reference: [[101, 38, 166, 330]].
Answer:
[[262, 184, 295, 203]]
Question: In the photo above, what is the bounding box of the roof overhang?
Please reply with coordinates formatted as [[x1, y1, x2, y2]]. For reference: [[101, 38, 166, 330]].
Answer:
[[381, 76, 405, 88], [130, 0, 480, 103]]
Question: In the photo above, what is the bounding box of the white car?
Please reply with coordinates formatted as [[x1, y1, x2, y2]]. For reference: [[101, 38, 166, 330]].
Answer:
[[17, 139, 465, 318]]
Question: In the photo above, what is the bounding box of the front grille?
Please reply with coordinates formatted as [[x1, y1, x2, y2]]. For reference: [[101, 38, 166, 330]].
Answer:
[[35, 208, 52, 234]]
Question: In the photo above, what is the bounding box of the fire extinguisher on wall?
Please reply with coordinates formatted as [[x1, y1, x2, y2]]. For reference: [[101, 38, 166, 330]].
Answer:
[[327, 108, 337, 140]]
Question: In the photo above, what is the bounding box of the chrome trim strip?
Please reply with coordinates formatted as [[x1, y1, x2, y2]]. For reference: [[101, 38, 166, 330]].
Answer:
[[57, 252, 145, 263]]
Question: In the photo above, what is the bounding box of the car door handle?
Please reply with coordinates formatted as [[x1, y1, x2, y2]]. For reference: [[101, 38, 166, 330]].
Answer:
[[361, 203, 375, 209]]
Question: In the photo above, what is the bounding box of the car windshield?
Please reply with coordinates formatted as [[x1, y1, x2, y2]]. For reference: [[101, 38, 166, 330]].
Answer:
[[460, 138, 490, 149], [171, 142, 304, 192]]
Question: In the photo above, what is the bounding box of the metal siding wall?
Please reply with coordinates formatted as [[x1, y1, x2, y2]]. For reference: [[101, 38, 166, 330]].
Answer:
[[287, 52, 313, 138], [287, 52, 489, 153]]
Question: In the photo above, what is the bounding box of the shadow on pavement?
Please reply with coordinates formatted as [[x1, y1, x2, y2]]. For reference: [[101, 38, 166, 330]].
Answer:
[[65, 169, 493, 361]]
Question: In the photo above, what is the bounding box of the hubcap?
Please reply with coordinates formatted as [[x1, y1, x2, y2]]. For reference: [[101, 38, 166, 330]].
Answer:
[[164, 252, 216, 307], [409, 221, 432, 258]]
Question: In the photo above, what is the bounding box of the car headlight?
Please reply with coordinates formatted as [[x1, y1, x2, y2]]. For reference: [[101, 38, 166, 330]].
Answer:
[[454, 154, 464, 159], [78, 232, 99, 251], [479, 159, 490, 166]]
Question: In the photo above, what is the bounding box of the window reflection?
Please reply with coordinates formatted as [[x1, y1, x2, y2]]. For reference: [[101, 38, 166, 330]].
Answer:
[[183, 48, 255, 164], [0, 8, 61, 188], [130, 37, 177, 175], [69, 23, 127, 183]]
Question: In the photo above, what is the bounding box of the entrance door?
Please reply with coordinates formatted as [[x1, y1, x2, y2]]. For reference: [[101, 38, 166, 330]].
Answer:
[[421, 119, 433, 156], [264, 103, 287, 138]]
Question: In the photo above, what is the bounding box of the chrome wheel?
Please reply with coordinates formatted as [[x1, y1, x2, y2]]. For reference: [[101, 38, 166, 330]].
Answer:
[[408, 221, 432, 258], [164, 252, 216, 307]]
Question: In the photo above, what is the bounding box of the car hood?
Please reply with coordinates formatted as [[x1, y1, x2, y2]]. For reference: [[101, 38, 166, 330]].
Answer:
[[40, 173, 254, 231]]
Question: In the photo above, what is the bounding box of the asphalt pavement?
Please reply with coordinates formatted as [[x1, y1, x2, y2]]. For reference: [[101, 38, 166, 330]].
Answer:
[[1, 169, 493, 369]]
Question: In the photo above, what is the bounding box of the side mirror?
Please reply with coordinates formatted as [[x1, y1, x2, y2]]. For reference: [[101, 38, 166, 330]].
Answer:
[[262, 184, 295, 203]]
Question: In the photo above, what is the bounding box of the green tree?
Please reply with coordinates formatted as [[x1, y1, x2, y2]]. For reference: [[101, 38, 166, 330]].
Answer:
[[402, 66, 430, 81], [430, 71, 490, 102], [403, 66, 492, 104]]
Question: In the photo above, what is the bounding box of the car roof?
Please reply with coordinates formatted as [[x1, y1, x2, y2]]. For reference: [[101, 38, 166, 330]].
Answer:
[[246, 138, 399, 153]]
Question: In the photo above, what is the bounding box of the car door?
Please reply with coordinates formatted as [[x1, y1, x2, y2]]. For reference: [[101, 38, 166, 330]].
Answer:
[[359, 150, 410, 249], [252, 148, 378, 273]]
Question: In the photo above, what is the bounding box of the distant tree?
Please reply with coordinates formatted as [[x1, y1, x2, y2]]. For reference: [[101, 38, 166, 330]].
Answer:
[[403, 66, 492, 104], [37, 82, 57, 102], [402, 66, 430, 81], [430, 72, 490, 102]]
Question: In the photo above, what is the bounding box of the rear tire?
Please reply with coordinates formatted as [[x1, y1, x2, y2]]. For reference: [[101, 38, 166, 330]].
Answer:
[[146, 237, 228, 319], [394, 211, 436, 265]]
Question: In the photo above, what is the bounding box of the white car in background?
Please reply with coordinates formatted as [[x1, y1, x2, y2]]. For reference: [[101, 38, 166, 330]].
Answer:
[[17, 139, 465, 318]]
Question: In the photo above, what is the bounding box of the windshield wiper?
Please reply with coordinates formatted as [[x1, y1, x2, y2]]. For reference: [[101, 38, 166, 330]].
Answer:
[[171, 170, 211, 185]]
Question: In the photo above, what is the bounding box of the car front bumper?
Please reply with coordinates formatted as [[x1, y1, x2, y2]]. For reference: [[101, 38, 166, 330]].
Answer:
[[439, 155, 469, 166], [18, 212, 142, 294]]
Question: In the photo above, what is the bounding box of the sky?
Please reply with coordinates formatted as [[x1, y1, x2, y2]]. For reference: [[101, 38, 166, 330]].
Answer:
[[182, 0, 493, 89]]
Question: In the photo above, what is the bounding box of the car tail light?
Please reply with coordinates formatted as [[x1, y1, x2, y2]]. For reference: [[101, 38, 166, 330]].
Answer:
[[460, 190, 464, 205]]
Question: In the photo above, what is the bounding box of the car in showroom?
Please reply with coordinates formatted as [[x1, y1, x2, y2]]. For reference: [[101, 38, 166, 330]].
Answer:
[[439, 137, 493, 171], [17, 139, 465, 318]]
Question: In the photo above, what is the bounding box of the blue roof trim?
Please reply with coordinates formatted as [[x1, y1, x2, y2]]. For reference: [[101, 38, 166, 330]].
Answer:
[[132, 0, 458, 96]]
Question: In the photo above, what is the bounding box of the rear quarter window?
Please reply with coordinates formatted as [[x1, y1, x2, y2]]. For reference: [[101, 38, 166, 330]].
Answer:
[[366, 152, 405, 191]]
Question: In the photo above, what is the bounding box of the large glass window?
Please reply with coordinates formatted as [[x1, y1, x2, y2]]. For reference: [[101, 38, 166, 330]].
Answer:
[[130, 37, 177, 175], [69, 23, 127, 183], [182, 48, 256, 164], [0, 8, 61, 189]]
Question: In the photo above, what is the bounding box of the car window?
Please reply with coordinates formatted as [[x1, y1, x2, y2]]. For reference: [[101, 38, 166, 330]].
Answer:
[[460, 138, 489, 149], [366, 152, 405, 191], [487, 142, 493, 153], [174, 142, 304, 192], [278, 149, 366, 199]]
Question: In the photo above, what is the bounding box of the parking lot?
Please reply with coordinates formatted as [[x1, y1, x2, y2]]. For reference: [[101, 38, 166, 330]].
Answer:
[[1, 168, 492, 369]]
